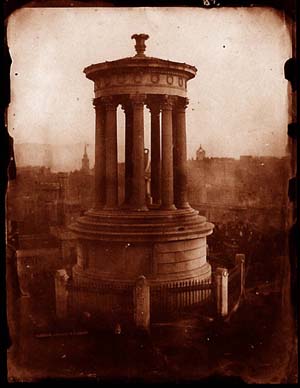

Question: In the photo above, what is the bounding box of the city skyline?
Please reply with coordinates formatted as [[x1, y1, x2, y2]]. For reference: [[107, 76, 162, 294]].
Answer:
[[8, 7, 291, 166], [13, 140, 289, 173]]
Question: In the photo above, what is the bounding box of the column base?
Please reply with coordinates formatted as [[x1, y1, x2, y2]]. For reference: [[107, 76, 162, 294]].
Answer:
[[175, 202, 190, 209], [151, 199, 161, 206], [133, 205, 149, 212], [104, 205, 119, 211], [119, 201, 131, 210], [160, 204, 177, 211], [121, 202, 149, 211], [94, 203, 105, 210]]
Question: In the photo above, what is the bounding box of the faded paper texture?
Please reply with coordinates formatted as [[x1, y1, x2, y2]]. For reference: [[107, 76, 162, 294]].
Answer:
[[6, 6, 297, 383]]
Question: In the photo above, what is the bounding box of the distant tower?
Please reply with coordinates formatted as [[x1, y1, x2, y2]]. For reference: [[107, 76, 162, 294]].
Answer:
[[81, 144, 90, 173], [196, 144, 206, 161]]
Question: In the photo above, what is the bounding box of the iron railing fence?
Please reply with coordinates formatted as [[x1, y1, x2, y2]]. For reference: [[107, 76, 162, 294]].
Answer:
[[150, 278, 214, 320]]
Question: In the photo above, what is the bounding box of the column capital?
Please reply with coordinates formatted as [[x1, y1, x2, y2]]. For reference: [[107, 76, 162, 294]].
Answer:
[[161, 95, 176, 110], [121, 101, 132, 113], [130, 93, 147, 106], [146, 95, 162, 114], [176, 97, 189, 112], [146, 102, 161, 115], [118, 95, 132, 113], [102, 96, 118, 110], [93, 97, 105, 108]]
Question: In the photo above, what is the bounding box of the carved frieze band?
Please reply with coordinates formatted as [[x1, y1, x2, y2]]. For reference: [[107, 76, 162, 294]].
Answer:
[[167, 75, 174, 85], [94, 72, 187, 92], [133, 72, 143, 83], [116, 73, 126, 84], [151, 73, 160, 84]]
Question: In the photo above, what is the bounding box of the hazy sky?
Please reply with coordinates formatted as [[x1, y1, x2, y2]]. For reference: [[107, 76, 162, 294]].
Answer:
[[8, 7, 291, 160]]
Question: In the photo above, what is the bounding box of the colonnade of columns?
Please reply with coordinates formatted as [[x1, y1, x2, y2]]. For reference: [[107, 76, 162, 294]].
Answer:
[[94, 93, 189, 211]]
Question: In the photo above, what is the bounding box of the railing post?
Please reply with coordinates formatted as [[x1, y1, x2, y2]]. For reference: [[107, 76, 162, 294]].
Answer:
[[235, 253, 246, 297], [134, 275, 150, 331], [55, 269, 70, 319], [215, 267, 228, 317]]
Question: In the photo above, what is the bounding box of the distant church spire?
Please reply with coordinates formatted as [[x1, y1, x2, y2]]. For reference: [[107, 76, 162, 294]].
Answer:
[[81, 144, 90, 173], [196, 144, 206, 161]]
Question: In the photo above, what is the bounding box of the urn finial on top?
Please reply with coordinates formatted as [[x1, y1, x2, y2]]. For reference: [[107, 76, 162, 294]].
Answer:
[[131, 34, 149, 57]]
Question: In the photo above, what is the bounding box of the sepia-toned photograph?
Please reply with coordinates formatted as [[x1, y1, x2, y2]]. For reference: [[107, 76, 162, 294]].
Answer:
[[4, 3, 297, 383]]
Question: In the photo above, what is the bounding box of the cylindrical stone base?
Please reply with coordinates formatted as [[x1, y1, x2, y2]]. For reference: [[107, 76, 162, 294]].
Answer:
[[68, 208, 214, 320]]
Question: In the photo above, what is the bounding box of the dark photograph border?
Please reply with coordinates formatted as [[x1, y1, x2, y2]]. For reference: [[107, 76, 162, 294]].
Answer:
[[0, 0, 298, 384]]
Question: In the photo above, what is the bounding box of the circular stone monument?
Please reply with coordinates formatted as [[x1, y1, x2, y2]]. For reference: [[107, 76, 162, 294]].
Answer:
[[69, 34, 214, 315]]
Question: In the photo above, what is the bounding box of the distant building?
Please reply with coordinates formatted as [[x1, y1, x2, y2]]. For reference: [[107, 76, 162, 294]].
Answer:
[[16, 234, 61, 293], [6, 160, 92, 277], [188, 146, 289, 231]]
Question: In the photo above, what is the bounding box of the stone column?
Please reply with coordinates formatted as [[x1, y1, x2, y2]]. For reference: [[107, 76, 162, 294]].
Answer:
[[94, 99, 106, 208], [144, 148, 152, 205], [215, 267, 228, 317], [103, 97, 118, 209], [122, 103, 134, 205], [148, 102, 161, 205], [174, 98, 189, 209], [161, 96, 176, 210], [131, 94, 147, 210], [172, 107, 178, 207]]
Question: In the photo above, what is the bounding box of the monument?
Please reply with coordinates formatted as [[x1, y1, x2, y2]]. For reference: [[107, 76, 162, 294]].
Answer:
[[66, 34, 214, 321]]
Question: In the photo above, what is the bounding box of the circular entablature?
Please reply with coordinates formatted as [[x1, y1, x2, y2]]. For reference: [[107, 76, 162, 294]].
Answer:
[[93, 69, 189, 98]]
